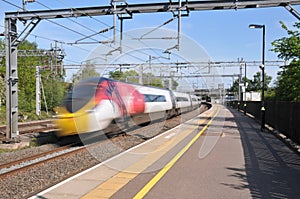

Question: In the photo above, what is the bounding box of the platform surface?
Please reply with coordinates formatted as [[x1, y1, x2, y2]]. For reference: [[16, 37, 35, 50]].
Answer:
[[31, 105, 300, 199]]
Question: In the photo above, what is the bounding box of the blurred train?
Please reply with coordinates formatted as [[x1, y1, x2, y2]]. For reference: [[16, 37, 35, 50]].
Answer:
[[54, 77, 201, 138]]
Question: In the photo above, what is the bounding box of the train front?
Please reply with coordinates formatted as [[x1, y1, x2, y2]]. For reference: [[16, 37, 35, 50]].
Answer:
[[54, 77, 146, 138], [54, 77, 113, 137]]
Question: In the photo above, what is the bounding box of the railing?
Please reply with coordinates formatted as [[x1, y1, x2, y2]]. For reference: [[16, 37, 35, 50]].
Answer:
[[227, 101, 300, 145]]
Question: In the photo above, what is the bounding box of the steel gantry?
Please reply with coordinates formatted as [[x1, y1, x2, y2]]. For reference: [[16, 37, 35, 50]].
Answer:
[[5, 0, 300, 20], [3, 0, 300, 140]]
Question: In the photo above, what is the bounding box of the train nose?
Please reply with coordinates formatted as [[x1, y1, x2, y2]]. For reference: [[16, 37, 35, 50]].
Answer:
[[55, 115, 78, 137], [55, 112, 89, 137]]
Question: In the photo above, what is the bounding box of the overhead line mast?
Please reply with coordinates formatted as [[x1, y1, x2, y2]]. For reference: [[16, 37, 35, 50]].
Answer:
[[4, 0, 300, 141], [5, 1, 300, 20]]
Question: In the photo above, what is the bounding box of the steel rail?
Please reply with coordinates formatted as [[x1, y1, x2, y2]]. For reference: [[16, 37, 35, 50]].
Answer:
[[0, 144, 86, 179], [0, 120, 57, 141], [0, 144, 73, 171]]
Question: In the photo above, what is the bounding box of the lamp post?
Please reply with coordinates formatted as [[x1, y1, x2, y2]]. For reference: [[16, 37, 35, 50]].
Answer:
[[249, 24, 265, 132]]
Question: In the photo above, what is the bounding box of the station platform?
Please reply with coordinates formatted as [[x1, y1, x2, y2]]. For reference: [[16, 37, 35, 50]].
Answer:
[[30, 104, 300, 199]]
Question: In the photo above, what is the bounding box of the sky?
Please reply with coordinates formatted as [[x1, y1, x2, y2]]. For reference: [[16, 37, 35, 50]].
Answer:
[[1, 0, 300, 90]]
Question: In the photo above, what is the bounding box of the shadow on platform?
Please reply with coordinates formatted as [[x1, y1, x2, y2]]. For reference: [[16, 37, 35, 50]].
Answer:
[[225, 108, 300, 198]]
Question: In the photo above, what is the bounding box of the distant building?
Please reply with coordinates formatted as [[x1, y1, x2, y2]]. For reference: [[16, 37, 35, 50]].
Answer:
[[243, 92, 261, 101], [193, 88, 225, 99], [193, 89, 209, 97]]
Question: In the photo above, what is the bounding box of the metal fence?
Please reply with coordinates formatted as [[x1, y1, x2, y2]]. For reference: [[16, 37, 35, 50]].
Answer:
[[227, 101, 300, 145]]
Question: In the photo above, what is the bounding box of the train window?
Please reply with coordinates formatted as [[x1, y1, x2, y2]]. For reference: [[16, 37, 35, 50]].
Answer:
[[206, 96, 211, 102], [144, 94, 166, 102], [176, 97, 189, 102], [64, 81, 99, 113]]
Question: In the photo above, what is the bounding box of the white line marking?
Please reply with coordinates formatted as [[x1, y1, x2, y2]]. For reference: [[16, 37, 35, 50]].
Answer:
[[30, 107, 212, 198], [165, 133, 176, 139]]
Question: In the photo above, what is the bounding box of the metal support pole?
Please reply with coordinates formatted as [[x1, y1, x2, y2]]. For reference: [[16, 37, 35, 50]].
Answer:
[[261, 25, 266, 132], [244, 63, 247, 115], [120, 18, 123, 54], [113, 1, 117, 44], [249, 23, 266, 131], [22, 0, 26, 11], [238, 74, 241, 102], [149, 55, 152, 70], [169, 72, 173, 90], [139, 65, 143, 85], [5, 18, 19, 140], [177, 0, 182, 50], [239, 64, 242, 101], [36, 66, 41, 116]]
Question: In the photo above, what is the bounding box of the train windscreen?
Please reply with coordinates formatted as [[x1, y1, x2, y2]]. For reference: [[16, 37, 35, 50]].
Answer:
[[64, 77, 101, 113]]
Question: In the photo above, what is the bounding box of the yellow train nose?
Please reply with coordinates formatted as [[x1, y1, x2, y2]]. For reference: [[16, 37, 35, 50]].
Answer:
[[55, 112, 90, 137], [55, 116, 78, 137]]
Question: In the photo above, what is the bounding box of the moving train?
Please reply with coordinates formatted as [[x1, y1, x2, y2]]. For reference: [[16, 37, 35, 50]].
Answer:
[[54, 77, 201, 138]]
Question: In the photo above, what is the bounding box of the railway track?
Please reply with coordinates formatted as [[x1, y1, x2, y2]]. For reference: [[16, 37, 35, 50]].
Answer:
[[0, 106, 209, 198], [0, 133, 132, 198], [0, 120, 57, 141], [0, 144, 74, 175], [0, 117, 166, 179], [0, 143, 85, 179]]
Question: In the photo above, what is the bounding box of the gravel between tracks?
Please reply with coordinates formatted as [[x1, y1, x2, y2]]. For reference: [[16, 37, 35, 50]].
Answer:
[[0, 107, 206, 199], [0, 144, 58, 165]]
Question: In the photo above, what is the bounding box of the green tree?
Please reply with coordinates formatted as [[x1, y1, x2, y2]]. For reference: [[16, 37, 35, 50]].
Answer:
[[247, 72, 272, 91], [271, 22, 300, 101], [1, 39, 66, 114], [229, 73, 272, 93], [41, 73, 66, 111], [18, 41, 41, 112], [72, 61, 100, 84], [0, 39, 4, 71], [143, 73, 163, 87], [109, 70, 166, 88], [109, 70, 124, 80], [124, 70, 139, 82], [0, 39, 5, 106], [271, 22, 300, 61], [110, 70, 139, 82], [163, 79, 179, 90], [273, 60, 300, 101], [0, 75, 5, 107]]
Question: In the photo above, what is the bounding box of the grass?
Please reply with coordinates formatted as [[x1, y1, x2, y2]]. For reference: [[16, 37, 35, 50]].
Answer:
[[0, 107, 5, 125]]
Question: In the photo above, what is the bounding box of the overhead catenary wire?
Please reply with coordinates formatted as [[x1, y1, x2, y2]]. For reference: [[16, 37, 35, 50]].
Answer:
[[1, 0, 186, 65], [138, 17, 177, 40], [0, 0, 92, 53], [1, 0, 111, 45], [1, 0, 21, 9], [36, 0, 114, 43], [36, 1, 101, 33], [1, 0, 197, 71], [48, 0, 174, 62], [0, 22, 91, 54], [31, 1, 150, 62], [50, 1, 180, 63], [0, 1, 129, 65], [53, 0, 112, 28], [1, 0, 104, 45]]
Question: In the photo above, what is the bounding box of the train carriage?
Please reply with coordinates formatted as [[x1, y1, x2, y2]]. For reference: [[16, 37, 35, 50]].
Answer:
[[55, 77, 201, 138], [190, 94, 199, 110], [173, 91, 191, 114]]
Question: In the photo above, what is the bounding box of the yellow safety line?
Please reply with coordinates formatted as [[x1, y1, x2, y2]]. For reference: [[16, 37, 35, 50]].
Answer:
[[133, 106, 220, 199], [81, 106, 218, 199]]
